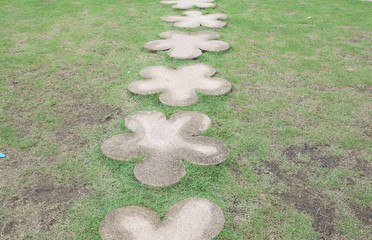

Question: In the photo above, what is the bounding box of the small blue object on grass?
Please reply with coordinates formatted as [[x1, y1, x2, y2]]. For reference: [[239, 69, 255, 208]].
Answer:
[[0, 153, 6, 158]]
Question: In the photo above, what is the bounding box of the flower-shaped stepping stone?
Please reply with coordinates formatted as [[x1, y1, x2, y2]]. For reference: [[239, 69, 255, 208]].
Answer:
[[161, 11, 228, 28], [160, 0, 216, 9], [144, 31, 230, 59], [100, 198, 225, 240], [128, 64, 231, 106], [101, 111, 229, 187]]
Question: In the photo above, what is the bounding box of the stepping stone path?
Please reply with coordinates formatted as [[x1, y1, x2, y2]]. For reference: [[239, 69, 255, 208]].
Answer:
[[144, 31, 230, 59], [100, 0, 231, 238], [128, 64, 231, 106], [160, 0, 216, 9], [100, 198, 224, 240], [161, 11, 228, 28], [101, 111, 229, 187]]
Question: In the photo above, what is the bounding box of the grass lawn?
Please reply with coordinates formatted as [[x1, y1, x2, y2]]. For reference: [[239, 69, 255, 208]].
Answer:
[[0, 0, 371, 239]]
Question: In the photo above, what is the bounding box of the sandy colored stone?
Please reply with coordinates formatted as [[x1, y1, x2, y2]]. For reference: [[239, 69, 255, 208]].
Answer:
[[101, 111, 229, 187], [100, 198, 225, 240], [144, 31, 230, 59], [161, 11, 228, 28], [161, 0, 216, 9], [128, 64, 231, 106]]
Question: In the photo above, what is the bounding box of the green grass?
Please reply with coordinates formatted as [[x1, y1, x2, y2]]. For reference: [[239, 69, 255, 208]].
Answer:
[[0, 0, 371, 239]]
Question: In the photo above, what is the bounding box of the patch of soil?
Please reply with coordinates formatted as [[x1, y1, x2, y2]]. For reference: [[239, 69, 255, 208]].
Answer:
[[54, 101, 122, 142], [349, 203, 372, 226], [283, 144, 339, 169], [265, 161, 309, 185], [26, 181, 89, 203], [39, 210, 58, 231], [259, 144, 347, 237], [279, 189, 336, 237], [1, 221, 17, 235], [22, 176, 90, 203], [283, 144, 372, 177], [352, 157, 372, 177], [0, 176, 91, 237], [264, 159, 337, 237], [262, 143, 372, 238]]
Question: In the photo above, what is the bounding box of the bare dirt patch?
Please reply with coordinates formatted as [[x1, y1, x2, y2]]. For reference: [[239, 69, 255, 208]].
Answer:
[[283, 144, 339, 169], [349, 203, 372, 226], [24, 176, 90, 203], [260, 143, 372, 237], [259, 144, 345, 237], [1, 221, 17, 235], [283, 144, 372, 177], [263, 158, 337, 237], [53, 100, 122, 148], [0, 174, 91, 237], [280, 189, 336, 236], [265, 160, 310, 185]]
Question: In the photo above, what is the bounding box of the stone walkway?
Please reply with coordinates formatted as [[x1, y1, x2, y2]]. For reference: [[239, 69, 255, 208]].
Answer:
[[101, 0, 230, 238]]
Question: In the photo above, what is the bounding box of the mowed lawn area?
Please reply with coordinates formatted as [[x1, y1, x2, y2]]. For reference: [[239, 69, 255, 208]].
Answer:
[[0, 0, 371, 239]]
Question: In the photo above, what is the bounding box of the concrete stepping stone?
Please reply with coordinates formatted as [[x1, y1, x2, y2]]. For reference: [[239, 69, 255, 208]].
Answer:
[[100, 198, 225, 240], [161, 0, 216, 9], [128, 64, 231, 106], [101, 111, 229, 187], [161, 11, 228, 28], [144, 31, 230, 59]]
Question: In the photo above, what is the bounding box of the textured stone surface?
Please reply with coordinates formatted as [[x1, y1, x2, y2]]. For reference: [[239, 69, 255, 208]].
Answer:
[[144, 31, 230, 59], [128, 64, 231, 106], [161, 11, 227, 28], [161, 0, 216, 9], [101, 111, 229, 187], [100, 198, 225, 240]]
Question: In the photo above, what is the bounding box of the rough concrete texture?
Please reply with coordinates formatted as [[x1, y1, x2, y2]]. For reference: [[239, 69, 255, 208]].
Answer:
[[161, 0, 216, 9], [128, 64, 231, 106], [161, 11, 228, 28], [144, 31, 230, 59], [100, 198, 225, 240], [101, 111, 229, 187]]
